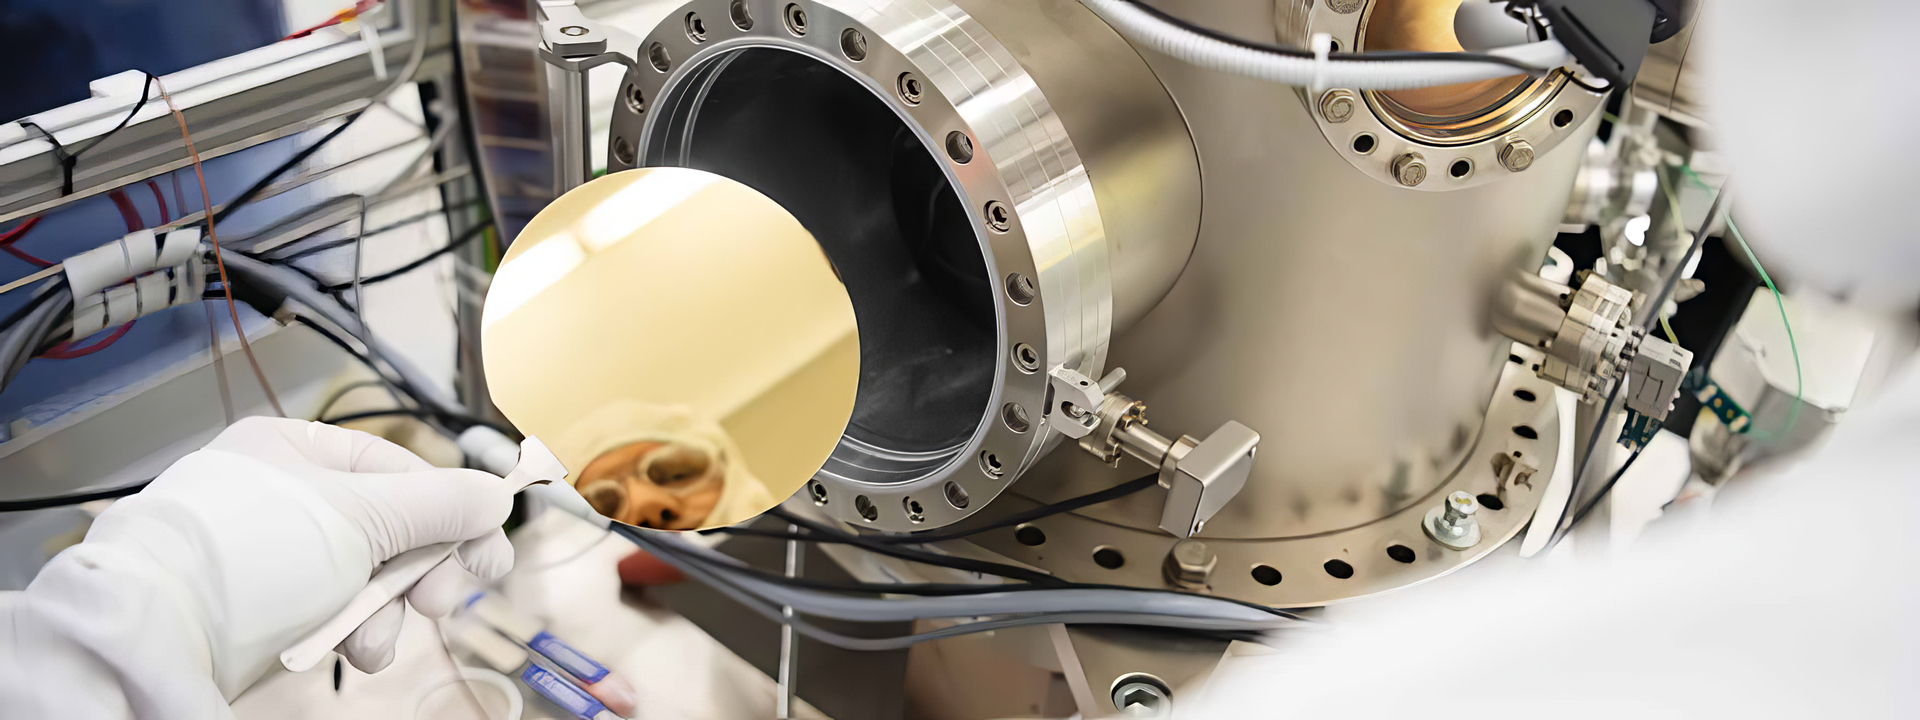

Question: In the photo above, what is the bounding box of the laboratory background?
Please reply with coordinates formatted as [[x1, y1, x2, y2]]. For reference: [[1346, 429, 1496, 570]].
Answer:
[[2, 0, 1917, 718]]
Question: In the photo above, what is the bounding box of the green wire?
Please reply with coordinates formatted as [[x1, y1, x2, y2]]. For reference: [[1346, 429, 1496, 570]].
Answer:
[[1724, 217, 1803, 443], [1670, 166, 1803, 442], [1659, 313, 1679, 344]]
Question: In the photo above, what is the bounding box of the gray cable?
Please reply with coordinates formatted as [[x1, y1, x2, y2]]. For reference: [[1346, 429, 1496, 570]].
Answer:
[[0, 287, 73, 391], [631, 529, 1291, 651], [627, 528, 1291, 626]]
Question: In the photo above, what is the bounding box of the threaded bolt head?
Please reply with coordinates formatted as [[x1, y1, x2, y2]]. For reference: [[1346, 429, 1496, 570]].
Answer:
[[1319, 89, 1356, 123], [1500, 139, 1536, 172], [1393, 152, 1427, 187], [1163, 539, 1216, 589]]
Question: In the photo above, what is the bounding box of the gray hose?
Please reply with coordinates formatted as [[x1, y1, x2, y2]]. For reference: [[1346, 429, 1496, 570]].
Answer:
[[634, 528, 1292, 651], [0, 287, 73, 391], [628, 528, 1292, 627]]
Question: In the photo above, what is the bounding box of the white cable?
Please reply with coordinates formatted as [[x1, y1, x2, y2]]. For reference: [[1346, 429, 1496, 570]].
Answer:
[[1077, 0, 1572, 90]]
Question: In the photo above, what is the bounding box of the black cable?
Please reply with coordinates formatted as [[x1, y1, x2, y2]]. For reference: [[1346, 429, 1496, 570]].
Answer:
[[0, 279, 60, 335], [18, 75, 155, 195], [1550, 179, 1728, 547], [0, 479, 153, 512], [211, 113, 365, 226], [1117, 0, 1549, 75], [870, 473, 1159, 544], [291, 314, 424, 399], [759, 507, 1068, 586], [1563, 447, 1643, 532], [289, 315, 517, 437], [320, 407, 518, 438], [268, 199, 484, 263], [318, 220, 493, 293]]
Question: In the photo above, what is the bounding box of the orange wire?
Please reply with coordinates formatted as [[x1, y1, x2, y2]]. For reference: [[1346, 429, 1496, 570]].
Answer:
[[154, 76, 287, 418]]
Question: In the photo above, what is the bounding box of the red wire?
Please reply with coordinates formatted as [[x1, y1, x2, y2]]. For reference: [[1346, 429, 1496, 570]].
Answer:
[[147, 181, 171, 223], [282, 0, 383, 40], [108, 189, 144, 232], [0, 217, 52, 268], [39, 323, 135, 360]]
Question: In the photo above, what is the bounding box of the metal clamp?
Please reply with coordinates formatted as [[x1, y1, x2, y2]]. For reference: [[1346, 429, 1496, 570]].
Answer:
[[1046, 365, 1260, 538], [534, 0, 639, 192]]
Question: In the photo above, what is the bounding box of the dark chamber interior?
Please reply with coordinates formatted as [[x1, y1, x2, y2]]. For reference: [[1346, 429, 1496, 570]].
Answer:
[[666, 48, 996, 473]]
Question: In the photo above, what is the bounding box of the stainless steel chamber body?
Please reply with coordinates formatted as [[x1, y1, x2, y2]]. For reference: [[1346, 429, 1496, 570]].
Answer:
[[609, 0, 1602, 605]]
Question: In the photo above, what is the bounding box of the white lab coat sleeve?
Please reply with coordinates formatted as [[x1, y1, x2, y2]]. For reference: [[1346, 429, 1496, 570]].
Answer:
[[0, 538, 233, 719]]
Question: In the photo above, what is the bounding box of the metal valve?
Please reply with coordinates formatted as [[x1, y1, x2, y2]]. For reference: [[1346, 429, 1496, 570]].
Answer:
[[1047, 366, 1259, 537]]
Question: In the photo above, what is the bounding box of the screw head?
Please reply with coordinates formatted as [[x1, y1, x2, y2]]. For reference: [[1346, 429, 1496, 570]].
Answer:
[[1500, 139, 1536, 172], [1444, 491, 1478, 519], [1112, 681, 1169, 717], [1319, 89, 1356, 123], [1163, 539, 1216, 588], [1424, 491, 1483, 549], [560, 25, 588, 36], [1326, 0, 1362, 13], [1392, 152, 1427, 187]]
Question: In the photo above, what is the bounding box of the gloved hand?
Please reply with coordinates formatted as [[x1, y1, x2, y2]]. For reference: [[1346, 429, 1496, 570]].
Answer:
[[1, 417, 519, 718]]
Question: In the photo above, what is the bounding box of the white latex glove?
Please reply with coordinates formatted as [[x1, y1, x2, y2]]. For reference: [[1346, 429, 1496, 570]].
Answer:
[[0, 417, 518, 719]]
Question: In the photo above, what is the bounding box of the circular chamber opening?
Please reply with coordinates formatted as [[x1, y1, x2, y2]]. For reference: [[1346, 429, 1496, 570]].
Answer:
[[1001, 402, 1031, 433], [624, 84, 646, 114], [645, 48, 998, 487], [1093, 546, 1126, 569], [808, 480, 828, 505], [1323, 559, 1355, 579], [1477, 493, 1505, 510], [1351, 133, 1377, 155], [685, 12, 708, 43], [903, 496, 926, 523], [944, 481, 970, 509], [1360, 0, 1568, 143], [1513, 388, 1536, 402], [945, 131, 974, 164], [840, 28, 868, 61], [1449, 158, 1473, 178], [1512, 424, 1538, 440], [1251, 564, 1283, 586], [854, 494, 878, 521], [1386, 544, 1415, 563], [1554, 108, 1575, 127], [1004, 273, 1035, 305], [728, 0, 753, 29], [1014, 524, 1047, 546], [648, 43, 671, 72]]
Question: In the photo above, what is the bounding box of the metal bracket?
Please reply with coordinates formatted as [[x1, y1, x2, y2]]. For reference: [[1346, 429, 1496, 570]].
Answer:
[[1047, 367, 1107, 440], [1157, 422, 1258, 537], [533, 0, 638, 192]]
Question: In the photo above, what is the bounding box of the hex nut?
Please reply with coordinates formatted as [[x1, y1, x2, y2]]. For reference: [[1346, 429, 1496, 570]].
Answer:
[[1162, 539, 1216, 589], [1319, 89, 1356, 123], [1393, 152, 1428, 187], [1500, 139, 1536, 172]]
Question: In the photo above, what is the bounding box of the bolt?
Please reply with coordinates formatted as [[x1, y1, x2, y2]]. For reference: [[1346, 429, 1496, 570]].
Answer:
[[1112, 681, 1170, 718], [1423, 490, 1482, 549], [1392, 152, 1427, 187], [1163, 539, 1216, 589], [560, 25, 588, 36], [1326, 0, 1362, 13], [1500, 139, 1536, 172], [1319, 89, 1356, 123]]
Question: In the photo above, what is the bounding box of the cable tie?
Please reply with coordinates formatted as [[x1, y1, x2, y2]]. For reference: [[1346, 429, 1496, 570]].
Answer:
[[1310, 33, 1333, 95]]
